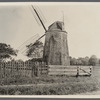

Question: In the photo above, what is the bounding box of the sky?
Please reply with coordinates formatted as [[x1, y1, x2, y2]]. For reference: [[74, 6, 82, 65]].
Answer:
[[0, 2, 100, 60]]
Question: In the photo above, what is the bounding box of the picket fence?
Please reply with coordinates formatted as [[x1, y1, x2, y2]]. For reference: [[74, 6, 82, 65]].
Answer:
[[0, 61, 48, 78], [0, 61, 92, 78]]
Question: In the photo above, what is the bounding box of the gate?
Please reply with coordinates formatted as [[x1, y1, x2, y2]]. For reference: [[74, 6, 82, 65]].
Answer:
[[48, 65, 92, 76]]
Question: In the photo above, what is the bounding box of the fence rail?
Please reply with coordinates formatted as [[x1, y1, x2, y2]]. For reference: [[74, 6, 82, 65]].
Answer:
[[48, 65, 92, 76]]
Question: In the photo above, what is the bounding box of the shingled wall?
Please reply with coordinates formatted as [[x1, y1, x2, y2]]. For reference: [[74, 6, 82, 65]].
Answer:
[[43, 21, 70, 66]]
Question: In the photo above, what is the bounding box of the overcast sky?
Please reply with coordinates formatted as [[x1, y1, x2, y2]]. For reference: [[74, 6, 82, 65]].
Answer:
[[0, 2, 100, 60]]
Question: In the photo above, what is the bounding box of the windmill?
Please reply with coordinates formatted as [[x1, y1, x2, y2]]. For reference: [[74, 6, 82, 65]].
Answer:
[[19, 5, 70, 66]]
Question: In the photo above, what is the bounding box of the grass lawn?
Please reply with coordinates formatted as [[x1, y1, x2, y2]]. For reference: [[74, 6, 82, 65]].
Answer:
[[0, 75, 99, 95]]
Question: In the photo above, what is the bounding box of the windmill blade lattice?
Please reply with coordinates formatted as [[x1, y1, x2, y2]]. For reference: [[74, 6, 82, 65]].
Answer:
[[31, 5, 47, 32], [21, 33, 46, 55], [18, 34, 40, 54], [29, 6, 41, 26], [34, 5, 47, 24], [18, 5, 47, 56]]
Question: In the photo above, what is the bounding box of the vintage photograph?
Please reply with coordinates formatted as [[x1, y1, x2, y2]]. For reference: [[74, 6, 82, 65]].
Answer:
[[0, 2, 100, 96]]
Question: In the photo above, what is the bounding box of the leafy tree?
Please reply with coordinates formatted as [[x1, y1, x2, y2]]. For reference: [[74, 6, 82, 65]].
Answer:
[[98, 59, 100, 65], [77, 58, 83, 65], [83, 56, 90, 66], [0, 43, 17, 61], [77, 57, 89, 66], [26, 41, 43, 58], [89, 55, 98, 66], [70, 55, 99, 66], [70, 57, 78, 65]]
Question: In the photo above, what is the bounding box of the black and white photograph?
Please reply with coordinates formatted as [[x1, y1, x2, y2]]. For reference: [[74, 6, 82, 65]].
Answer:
[[0, 2, 100, 96]]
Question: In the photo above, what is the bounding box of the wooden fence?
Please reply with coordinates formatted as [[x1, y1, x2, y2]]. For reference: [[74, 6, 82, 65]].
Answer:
[[0, 61, 92, 78], [48, 65, 92, 76], [79, 66, 92, 76], [0, 61, 48, 78]]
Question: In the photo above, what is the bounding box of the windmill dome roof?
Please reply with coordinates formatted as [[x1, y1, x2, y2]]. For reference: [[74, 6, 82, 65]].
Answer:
[[48, 21, 65, 31]]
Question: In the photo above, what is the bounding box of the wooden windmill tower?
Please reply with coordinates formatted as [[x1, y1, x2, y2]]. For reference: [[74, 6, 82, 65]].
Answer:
[[30, 5, 70, 66], [43, 21, 70, 66]]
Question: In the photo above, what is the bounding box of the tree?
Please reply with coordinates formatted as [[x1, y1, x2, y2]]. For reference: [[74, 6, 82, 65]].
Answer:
[[83, 56, 90, 66], [26, 41, 43, 58], [0, 43, 17, 61], [89, 55, 98, 66], [78, 56, 90, 66], [70, 57, 78, 65], [77, 58, 83, 65], [98, 59, 100, 65]]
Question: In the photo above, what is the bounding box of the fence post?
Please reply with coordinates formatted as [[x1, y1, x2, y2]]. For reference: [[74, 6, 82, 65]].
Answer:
[[90, 66, 92, 76], [40, 61, 44, 75], [0, 62, 1, 78], [37, 62, 40, 77], [46, 63, 48, 75], [11, 62, 12, 77], [76, 66, 79, 77], [24, 62, 25, 77], [3, 62, 6, 78], [31, 62, 34, 78], [16, 62, 19, 76], [46, 60, 48, 75]]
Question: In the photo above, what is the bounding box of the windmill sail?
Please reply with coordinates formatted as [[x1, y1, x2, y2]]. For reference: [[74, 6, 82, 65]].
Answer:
[[31, 5, 47, 32], [29, 6, 41, 26], [18, 5, 47, 55], [35, 6, 47, 24]]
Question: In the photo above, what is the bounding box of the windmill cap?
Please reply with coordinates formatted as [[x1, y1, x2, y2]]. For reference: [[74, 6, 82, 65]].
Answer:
[[48, 21, 65, 31]]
